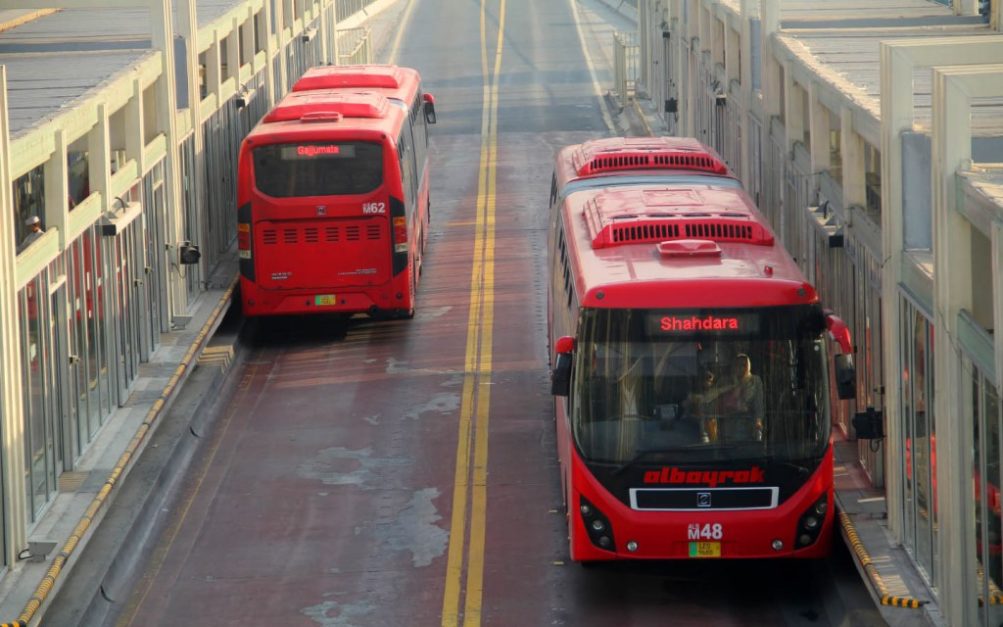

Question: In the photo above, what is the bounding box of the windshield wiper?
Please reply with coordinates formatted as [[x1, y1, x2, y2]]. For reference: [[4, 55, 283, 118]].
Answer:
[[728, 456, 814, 477], [611, 445, 707, 476]]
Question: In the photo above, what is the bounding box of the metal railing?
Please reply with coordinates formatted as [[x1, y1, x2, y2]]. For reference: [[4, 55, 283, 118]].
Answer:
[[336, 26, 372, 65], [335, 0, 381, 22], [613, 31, 639, 108]]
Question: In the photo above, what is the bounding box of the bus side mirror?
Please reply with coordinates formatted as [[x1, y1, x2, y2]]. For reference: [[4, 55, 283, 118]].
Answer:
[[423, 93, 437, 125], [833, 354, 856, 400], [551, 336, 575, 396], [825, 312, 856, 400]]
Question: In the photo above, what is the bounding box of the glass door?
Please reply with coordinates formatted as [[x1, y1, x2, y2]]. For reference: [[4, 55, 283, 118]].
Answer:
[[49, 286, 71, 471]]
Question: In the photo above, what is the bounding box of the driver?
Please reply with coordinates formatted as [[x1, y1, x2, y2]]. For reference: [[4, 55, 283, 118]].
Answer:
[[718, 354, 764, 440], [682, 367, 722, 443]]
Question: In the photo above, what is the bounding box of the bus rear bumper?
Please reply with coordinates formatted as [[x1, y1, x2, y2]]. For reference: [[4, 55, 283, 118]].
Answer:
[[240, 280, 403, 317]]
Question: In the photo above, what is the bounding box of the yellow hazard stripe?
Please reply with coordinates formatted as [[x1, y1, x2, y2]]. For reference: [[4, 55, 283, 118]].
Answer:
[[838, 511, 926, 609]]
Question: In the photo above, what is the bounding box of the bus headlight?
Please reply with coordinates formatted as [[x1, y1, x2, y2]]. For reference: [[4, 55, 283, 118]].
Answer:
[[579, 495, 616, 553], [796, 495, 829, 548]]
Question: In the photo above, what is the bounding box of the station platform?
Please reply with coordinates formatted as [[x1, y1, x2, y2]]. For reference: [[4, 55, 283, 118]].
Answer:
[[0, 257, 240, 626], [833, 434, 944, 627]]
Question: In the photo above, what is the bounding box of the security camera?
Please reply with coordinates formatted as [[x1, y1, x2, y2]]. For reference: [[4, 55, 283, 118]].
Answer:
[[178, 241, 201, 265]]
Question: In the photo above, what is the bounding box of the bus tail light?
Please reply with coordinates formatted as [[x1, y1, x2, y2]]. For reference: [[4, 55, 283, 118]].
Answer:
[[237, 203, 254, 281], [393, 216, 407, 253], [579, 496, 615, 552], [238, 223, 251, 257]]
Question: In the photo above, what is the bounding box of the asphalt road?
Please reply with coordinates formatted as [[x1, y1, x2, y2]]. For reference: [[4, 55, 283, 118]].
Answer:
[[100, 0, 887, 625]]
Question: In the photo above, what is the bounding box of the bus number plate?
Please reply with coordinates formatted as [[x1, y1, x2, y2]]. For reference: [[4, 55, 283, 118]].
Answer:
[[688, 542, 721, 558], [314, 295, 336, 306]]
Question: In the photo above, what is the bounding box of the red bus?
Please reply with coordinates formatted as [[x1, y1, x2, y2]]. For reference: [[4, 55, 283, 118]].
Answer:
[[238, 65, 436, 318], [547, 146, 856, 562], [549, 136, 742, 206]]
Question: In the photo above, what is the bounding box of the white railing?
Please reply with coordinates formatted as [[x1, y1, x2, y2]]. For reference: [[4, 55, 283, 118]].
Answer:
[[337, 26, 372, 65], [335, 0, 380, 22], [613, 31, 639, 107]]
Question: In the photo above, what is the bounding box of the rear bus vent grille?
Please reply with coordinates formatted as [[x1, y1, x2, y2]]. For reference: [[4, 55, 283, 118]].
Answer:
[[612, 223, 680, 243], [583, 153, 726, 175], [589, 217, 774, 249], [685, 222, 753, 240], [576, 152, 728, 176], [259, 222, 385, 246], [571, 137, 729, 177], [653, 154, 722, 170]]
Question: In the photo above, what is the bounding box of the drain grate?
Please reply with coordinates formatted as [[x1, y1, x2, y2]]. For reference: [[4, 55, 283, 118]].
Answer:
[[58, 471, 89, 493]]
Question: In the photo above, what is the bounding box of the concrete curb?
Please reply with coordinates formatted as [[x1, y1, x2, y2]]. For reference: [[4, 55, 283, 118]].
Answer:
[[0, 279, 238, 627], [838, 511, 925, 609], [832, 497, 941, 626], [42, 304, 248, 627]]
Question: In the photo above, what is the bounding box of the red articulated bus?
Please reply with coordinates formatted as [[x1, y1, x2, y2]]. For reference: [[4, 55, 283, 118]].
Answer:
[[547, 141, 856, 562], [549, 136, 742, 206], [238, 64, 436, 318]]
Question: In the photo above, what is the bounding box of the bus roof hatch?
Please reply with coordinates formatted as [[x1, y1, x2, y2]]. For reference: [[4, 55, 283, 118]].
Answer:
[[583, 189, 774, 249], [293, 64, 405, 91], [572, 136, 728, 177], [264, 91, 391, 123]]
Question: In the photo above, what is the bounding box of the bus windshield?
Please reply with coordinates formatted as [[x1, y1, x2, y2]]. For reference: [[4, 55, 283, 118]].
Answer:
[[253, 141, 384, 198], [571, 305, 831, 467]]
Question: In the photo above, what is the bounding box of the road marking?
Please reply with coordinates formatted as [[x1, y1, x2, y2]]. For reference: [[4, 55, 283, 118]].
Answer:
[[441, 0, 504, 625], [386, 0, 416, 64], [568, 0, 616, 133]]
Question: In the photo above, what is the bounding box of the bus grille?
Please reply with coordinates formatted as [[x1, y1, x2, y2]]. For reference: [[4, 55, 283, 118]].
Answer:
[[629, 487, 779, 510], [261, 224, 384, 245]]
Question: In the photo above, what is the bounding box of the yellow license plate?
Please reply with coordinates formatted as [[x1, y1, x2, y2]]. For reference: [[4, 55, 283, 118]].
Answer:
[[688, 541, 721, 558], [314, 295, 336, 306]]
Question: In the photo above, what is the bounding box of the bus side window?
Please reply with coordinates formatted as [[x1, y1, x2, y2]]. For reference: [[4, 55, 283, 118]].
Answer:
[[411, 93, 428, 179], [398, 127, 418, 212]]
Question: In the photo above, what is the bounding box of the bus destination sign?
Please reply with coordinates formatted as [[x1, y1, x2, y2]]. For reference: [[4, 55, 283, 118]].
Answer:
[[282, 144, 356, 160], [646, 311, 761, 335]]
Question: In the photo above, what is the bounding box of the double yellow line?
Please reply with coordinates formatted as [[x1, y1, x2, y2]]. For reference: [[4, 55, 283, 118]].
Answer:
[[441, 1, 505, 626]]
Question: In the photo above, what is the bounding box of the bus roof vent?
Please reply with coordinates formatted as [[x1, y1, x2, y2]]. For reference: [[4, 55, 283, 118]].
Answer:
[[572, 137, 728, 177], [300, 111, 343, 123], [657, 239, 722, 258], [292, 64, 404, 91], [584, 193, 775, 249], [264, 91, 391, 123]]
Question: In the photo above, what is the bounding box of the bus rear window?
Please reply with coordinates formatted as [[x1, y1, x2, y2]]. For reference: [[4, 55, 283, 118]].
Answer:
[[252, 141, 383, 197]]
